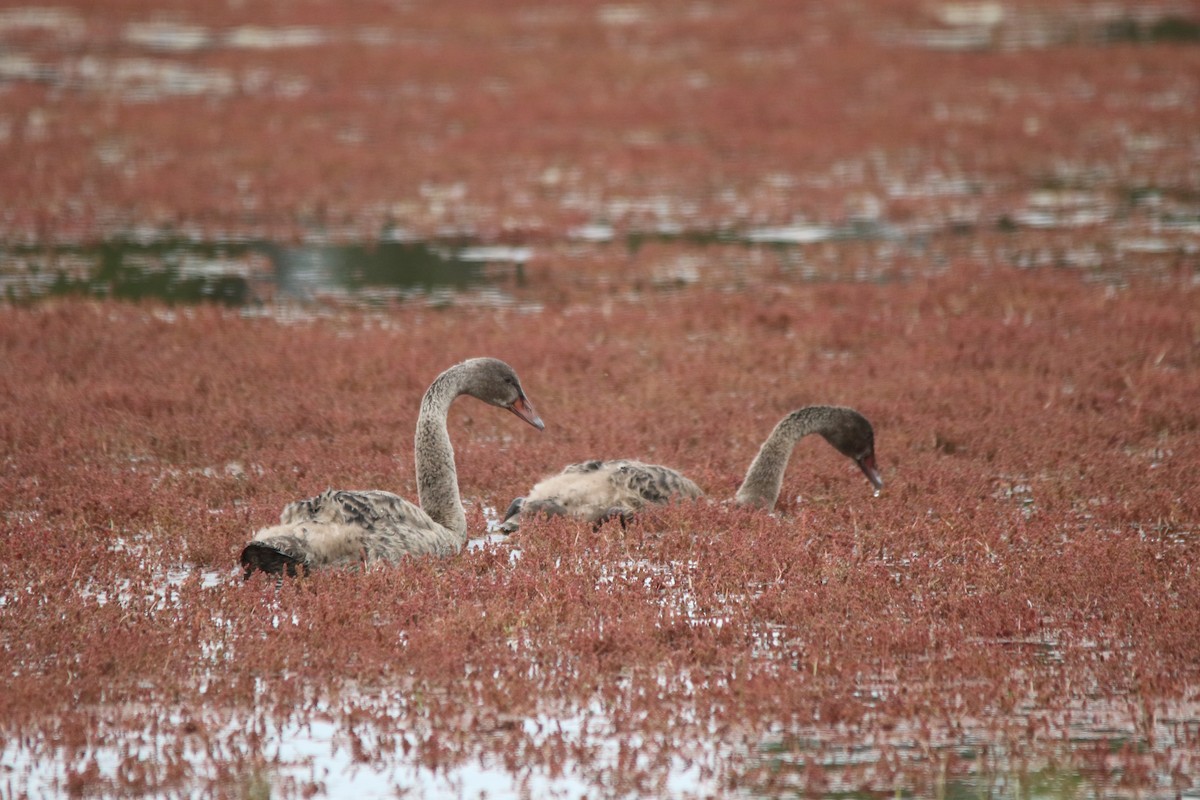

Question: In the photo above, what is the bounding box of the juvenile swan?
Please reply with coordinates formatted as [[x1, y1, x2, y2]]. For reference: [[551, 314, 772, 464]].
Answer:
[[500, 405, 881, 531], [241, 358, 543, 576]]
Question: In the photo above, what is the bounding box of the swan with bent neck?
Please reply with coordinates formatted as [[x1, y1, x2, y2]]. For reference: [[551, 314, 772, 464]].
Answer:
[[241, 357, 543, 576], [500, 405, 881, 531]]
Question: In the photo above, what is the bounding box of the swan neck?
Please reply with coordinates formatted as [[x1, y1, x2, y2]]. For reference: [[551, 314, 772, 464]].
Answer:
[[734, 408, 825, 509], [414, 367, 468, 537]]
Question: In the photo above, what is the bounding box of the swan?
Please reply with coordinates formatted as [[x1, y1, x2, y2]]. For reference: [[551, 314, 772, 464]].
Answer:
[[240, 357, 544, 577], [499, 405, 881, 531]]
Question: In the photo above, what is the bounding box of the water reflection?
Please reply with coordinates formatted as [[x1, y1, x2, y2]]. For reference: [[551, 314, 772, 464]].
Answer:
[[750, 691, 1200, 797], [0, 238, 527, 306], [892, 5, 1200, 52], [2, 207, 1190, 307], [4, 686, 1193, 798]]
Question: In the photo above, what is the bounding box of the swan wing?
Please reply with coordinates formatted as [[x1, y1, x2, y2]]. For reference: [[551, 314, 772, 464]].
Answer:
[[606, 460, 704, 506], [280, 488, 433, 529]]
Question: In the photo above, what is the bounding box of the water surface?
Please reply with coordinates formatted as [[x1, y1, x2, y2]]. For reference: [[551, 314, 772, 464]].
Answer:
[[0, 237, 528, 306]]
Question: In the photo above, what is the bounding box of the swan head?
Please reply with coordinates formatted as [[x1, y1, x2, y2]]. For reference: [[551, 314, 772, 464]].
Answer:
[[461, 357, 545, 431], [818, 407, 883, 491]]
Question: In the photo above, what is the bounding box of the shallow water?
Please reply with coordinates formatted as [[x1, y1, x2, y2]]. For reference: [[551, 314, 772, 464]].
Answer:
[[1, 697, 719, 799], [4, 680, 1194, 798], [3, 196, 1193, 308], [889, 4, 1200, 51], [751, 692, 1200, 797], [0, 236, 527, 306], [7, 551, 1190, 798]]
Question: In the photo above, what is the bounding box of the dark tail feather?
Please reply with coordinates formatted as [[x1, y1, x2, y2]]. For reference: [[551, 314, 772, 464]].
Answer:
[[240, 542, 306, 579]]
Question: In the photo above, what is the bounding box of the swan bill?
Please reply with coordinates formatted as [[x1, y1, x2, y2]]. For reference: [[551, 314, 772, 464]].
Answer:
[[857, 453, 884, 491], [509, 395, 545, 430]]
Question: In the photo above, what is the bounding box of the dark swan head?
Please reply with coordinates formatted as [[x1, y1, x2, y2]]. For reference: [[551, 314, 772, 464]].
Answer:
[[460, 357, 545, 431], [817, 407, 883, 491]]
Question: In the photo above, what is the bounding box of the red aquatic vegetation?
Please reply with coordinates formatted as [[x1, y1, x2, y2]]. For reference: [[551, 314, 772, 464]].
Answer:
[[2, 0, 1199, 793], [2, 256, 1197, 794], [1, 0, 1197, 241]]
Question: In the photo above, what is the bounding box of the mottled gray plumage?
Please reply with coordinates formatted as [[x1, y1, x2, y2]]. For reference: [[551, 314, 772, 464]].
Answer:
[[500, 405, 880, 532], [502, 459, 703, 529], [241, 358, 543, 577]]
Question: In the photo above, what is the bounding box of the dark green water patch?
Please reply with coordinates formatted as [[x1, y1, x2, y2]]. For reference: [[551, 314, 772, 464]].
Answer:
[[0, 238, 527, 306], [1101, 15, 1200, 44]]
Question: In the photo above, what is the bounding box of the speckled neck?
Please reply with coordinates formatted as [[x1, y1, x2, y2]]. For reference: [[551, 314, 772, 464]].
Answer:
[[414, 363, 471, 537], [734, 406, 844, 510]]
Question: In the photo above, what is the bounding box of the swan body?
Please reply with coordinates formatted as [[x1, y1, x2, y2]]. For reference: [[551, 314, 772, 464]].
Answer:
[[500, 405, 880, 532], [241, 357, 543, 576], [506, 459, 703, 527]]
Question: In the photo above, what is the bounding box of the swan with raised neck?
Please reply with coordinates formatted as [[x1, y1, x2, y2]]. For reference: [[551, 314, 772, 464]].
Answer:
[[501, 404, 880, 531], [241, 357, 543, 576]]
